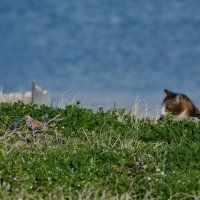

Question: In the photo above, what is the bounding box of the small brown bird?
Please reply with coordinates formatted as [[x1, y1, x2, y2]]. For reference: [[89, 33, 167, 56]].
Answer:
[[24, 114, 49, 132]]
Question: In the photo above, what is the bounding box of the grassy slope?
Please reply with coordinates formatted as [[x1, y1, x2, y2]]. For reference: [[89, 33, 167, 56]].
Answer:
[[0, 102, 199, 199]]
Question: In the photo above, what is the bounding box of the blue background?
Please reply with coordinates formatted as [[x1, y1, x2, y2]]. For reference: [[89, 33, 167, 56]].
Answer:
[[0, 0, 200, 112]]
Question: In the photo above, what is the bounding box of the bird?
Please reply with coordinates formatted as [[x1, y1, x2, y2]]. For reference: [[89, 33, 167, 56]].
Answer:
[[24, 114, 49, 132]]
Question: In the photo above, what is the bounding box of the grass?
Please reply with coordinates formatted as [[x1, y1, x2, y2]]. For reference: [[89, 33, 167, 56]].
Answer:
[[0, 101, 199, 199]]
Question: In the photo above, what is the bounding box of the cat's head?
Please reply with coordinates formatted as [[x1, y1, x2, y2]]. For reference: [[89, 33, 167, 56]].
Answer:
[[161, 89, 189, 116]]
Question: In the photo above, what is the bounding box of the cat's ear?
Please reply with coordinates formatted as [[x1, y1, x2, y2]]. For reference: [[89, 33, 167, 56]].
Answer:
[[164, 89, 174, 96]]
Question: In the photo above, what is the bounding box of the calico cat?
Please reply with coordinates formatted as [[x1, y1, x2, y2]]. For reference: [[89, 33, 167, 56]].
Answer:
[[161, 89, 200, 118]]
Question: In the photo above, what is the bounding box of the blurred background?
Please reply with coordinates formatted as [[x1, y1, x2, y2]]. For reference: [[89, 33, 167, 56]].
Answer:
[[0, 0, 200, 112]]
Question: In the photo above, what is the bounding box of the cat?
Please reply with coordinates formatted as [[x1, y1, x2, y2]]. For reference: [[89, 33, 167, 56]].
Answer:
[[161, 89, 200, 118]]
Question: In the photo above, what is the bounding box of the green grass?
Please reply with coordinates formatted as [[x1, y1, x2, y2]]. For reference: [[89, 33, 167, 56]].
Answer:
[[0, 101, 199, 199]]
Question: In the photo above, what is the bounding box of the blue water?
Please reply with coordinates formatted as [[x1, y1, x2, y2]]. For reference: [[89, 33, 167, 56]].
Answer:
[[1, 0, 200, 111]]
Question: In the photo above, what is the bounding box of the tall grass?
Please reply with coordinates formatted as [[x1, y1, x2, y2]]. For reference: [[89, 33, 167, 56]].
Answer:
[[0, 101, 199, 199]]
